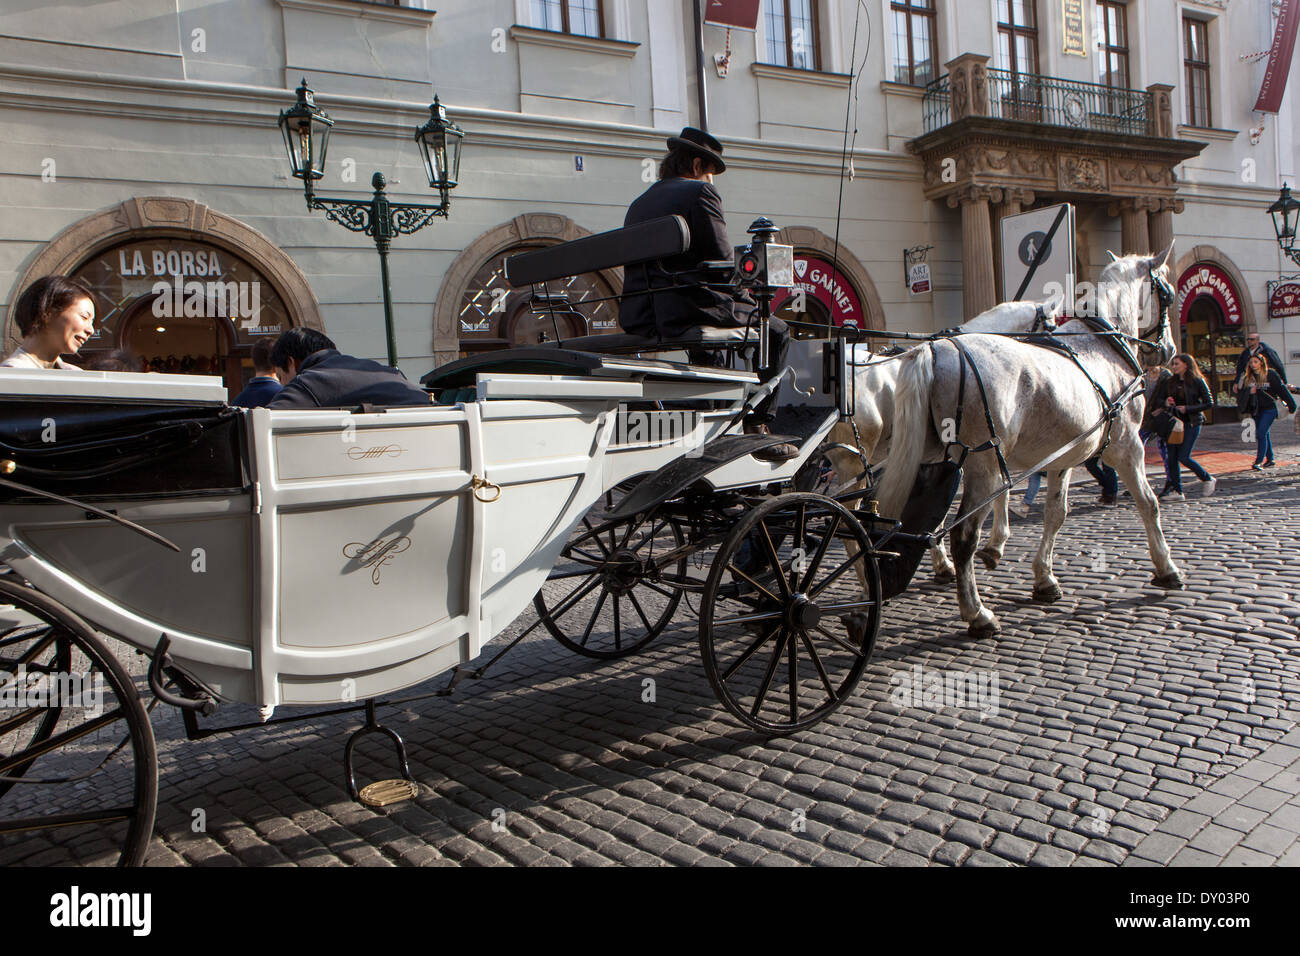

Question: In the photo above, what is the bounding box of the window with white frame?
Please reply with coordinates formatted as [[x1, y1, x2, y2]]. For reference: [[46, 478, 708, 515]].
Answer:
[[760, 0, 820, 71], [890, 0, 937, 86], [530, 0, 603, 38]]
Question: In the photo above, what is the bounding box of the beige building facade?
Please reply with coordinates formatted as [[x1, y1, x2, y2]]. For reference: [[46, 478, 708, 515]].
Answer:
[[0, 0, 1295, 406]]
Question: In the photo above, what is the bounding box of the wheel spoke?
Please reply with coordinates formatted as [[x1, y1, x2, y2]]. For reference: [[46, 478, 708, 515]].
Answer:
[[627, 591, 654, 632], [639, 580, 679, 601], [582, 517, 611, 558], [799, 513, 841, 592], [0, 706, 47, 737], [808, 550, 863, 599], [547, 566, 601, 580], [712, 609, 784, 628], [757, 520, 792, 600], [819, 600, 879, 613], [545, 577, 602, 623], [564, 548, 607, 566], [792, 502, 807, 593], [628, 518, 671, 553], [811, 624, 867, 659], [0, 806, 136, 836], [612, 595, 622, 651], [721, 625, 777, 681], [787, 633, 799, 723], [797, 629, 837, 703], [0, 707, 126, 776], [749, 629, 789, 718], [725, 563, 780, 603], [578, 589, 609, 648], [0, 624, 55, 653]]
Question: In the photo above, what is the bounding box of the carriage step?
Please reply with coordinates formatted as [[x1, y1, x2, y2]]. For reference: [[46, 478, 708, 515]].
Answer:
[[357, 778, 421, 808]]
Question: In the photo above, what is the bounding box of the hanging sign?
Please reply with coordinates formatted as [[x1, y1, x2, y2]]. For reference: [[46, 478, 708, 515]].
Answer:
[[907, 262, 932, 295], [1062, 0, 1087, 56], [1177, 263, 1243, 326], [703, 0, 761, 30], [772, 256, 865, 327], [1255, 0, 1299, 114], [1268, 280, 1300, 319]]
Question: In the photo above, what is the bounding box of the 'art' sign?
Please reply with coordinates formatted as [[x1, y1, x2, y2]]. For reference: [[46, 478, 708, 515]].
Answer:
[[1177, 263, 1242, 326], [1269, 281, 1300, 319], [773, 256, 864, 328]]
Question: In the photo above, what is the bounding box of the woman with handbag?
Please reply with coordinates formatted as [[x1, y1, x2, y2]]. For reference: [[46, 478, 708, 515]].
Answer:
[[1237, 353, 1296, 469], [1151, 354, 1216, 501]]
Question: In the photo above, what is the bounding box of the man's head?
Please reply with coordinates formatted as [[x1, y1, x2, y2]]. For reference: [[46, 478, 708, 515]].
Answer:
[[659, 127, 725, 182], [1247, 333, 1261, 349], [251, 337, 278, 378], [271, 327, 335, 381]]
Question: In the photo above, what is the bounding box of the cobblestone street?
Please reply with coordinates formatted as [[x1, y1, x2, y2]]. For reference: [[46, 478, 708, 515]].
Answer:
[[8, 428, 1299, 867]]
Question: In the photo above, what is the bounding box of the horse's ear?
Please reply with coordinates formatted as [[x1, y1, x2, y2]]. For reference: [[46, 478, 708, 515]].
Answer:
[[1151, 240, 1175, 270], [1107, 250, 1120, 263]]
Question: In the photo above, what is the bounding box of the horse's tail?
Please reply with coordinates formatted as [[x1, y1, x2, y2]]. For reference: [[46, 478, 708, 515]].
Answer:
[[875, 343, 935, 521]]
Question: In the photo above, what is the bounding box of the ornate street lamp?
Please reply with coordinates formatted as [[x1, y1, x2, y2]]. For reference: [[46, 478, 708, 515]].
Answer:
[[1267, 183, 1300, 267], [277, 79, 465, 367]]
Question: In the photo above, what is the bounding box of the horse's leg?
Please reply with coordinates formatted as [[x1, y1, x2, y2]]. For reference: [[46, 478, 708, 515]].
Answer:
[[930, 540, 956, 583], [976, 490, 1010, 569], [950, 465, 1000, 636], [1105, 433, 1184, 589], [1031, 468, 1071, 602]]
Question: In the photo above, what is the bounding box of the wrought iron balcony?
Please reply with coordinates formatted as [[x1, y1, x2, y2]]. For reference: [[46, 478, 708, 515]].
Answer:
[[923, 68, 1155, 137]]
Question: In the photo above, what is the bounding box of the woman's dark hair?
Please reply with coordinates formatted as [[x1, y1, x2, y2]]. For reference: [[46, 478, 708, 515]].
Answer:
[[270, 327, 335, 370], [84, 349, 143, 372], [1172, 353, 1206, 384], [11, 275, 95, 337], [658, 148, 715, 181]]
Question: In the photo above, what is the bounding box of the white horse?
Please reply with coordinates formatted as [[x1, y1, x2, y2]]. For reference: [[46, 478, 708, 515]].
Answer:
[[875, 246, 1182, 636], [827, 294, 1066, 580]]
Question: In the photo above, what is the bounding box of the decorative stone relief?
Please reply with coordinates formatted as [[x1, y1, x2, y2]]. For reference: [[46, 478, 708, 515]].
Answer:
[[1059, 155, 1107, 192]]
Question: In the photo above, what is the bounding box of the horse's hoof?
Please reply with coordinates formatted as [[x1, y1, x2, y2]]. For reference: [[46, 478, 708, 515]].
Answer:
[[933, 569, 956, 584], [1032, 583, 1063, 603], [1150, 572, 1184, 590], [968, 618, 1000, 639], [976, 547, 1001, 570]]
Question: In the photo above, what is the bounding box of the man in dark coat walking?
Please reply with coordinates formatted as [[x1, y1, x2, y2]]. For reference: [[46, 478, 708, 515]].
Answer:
[[1233, 331, 1287, 392], [619, 127, 794, 461], [267, 328, 430, 410]]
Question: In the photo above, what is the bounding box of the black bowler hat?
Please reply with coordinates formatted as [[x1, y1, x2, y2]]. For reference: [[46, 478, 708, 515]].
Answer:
[[666, 126, 726, 173]]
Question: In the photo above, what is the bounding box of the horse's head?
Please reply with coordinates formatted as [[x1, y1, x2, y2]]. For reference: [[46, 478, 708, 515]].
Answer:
[[1099, 242, 1176, 366]]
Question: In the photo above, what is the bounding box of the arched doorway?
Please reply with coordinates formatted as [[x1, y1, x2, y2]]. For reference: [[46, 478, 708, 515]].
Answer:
[[7, 197, 323, 397], [769, 228, 884, 338], [1176, 259, 1247, 416]]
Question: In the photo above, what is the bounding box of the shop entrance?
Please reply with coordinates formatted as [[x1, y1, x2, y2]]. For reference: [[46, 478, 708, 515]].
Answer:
[[1176, 262, 1247, 420]]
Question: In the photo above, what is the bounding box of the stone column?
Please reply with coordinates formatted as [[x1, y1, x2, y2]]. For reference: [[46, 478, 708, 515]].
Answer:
[[950, 185, 1000, 319], [1117, 198, 1151, 255], [1147, 197, 1183, 257]]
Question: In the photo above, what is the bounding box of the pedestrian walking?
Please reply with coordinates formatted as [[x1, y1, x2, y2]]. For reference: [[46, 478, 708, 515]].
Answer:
[[1136, 365, 1172, 490], [1084, 457, 1119, 505], [1151, 354, 1216, 500], [1236, 352, 1295, 469], [1232, 332, 1287, 392]]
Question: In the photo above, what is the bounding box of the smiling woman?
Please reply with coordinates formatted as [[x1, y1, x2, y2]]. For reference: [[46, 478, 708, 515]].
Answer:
[[0, 275, 96, 370]]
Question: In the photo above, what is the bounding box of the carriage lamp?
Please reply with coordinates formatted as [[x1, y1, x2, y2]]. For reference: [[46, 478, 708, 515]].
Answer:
[[1268, 183, 1300, 267], [275, 80, 467, 367]]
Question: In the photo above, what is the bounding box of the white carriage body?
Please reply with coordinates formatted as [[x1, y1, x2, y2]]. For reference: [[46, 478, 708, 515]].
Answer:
[[0, 361, 832, 711]]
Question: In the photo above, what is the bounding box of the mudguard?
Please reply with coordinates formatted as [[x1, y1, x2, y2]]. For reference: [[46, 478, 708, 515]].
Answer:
[[873, 460, 961, 600]]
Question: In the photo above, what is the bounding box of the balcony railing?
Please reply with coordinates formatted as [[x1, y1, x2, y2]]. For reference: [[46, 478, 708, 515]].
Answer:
[[922, 68, 1155, 137]]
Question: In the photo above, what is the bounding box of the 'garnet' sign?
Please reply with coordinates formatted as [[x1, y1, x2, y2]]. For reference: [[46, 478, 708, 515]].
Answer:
[[1177, 263, 1243, 326], [1269, 281, 1300, 319], [773, 256, 864, 328]]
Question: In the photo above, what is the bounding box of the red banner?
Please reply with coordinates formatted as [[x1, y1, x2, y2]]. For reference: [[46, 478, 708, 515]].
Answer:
[[1177, 263, 1243, 326], [703, 0, 761, 31], [1270, 281, 1300, 318], [1255, 0, 1299, 113]]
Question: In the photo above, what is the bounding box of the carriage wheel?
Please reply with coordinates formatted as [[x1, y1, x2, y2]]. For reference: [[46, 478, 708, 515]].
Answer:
[[699, 493, 881, 734], [535, 506, 688, 660], [0, 578, 158, 867]]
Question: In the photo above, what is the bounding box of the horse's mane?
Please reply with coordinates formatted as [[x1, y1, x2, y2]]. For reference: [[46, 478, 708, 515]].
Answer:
[[1096, 256, 1144, 335]]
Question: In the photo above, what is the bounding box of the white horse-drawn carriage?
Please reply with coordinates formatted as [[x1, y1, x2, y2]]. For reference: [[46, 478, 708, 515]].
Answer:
[[0, 212, 1181, 866]]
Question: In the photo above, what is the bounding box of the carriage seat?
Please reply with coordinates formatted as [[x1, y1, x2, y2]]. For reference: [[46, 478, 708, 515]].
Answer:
[[529, 326, 758, 355]]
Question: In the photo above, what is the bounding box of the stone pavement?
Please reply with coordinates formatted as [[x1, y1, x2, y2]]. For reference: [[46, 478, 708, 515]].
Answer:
[[6, 428, 1299, 867]]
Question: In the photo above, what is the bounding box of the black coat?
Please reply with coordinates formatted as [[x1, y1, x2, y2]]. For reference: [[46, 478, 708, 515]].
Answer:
[[1152, 373, 1213, 427], [1235, 343, 1288, 384], [267, 349, 431, 409], [618, 178, 740, 339], [1239, 370, 1297, 416]]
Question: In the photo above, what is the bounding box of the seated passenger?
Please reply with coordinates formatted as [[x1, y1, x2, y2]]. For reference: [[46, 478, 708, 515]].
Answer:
[[620, 128, 794, 462], [267, 328, 431, 409], [231, 338, 283, 408], [1, 275, 95, 370]]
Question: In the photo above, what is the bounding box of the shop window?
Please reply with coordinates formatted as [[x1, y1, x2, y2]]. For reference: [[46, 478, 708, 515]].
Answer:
[[71, 237, 293, 392], [760, 0, 821, 71], [457, 244, 618, 354]]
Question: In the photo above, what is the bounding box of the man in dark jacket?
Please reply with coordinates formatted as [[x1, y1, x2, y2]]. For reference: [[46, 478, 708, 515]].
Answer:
[[620, 127, 794, 461], [1233, 332, 1287, 392], [267, 328, 431, 409], [231, 337, 283, 408]]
